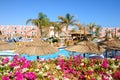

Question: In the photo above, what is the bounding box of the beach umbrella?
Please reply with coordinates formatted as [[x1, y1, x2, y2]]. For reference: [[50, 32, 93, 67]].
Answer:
[[0, 35, 6, 39], [0, 40, 15, 51], [13, 33, 21, 37], [98, 38, 120, 58], [65, 40, 105, 54], [14, 38, 58, 56], [98, 39, 120, 50], [70, 29, 90, 34], [70, 27, 92, 41]]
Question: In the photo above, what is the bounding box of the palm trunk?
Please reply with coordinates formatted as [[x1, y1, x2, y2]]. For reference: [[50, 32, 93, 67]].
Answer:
[[66, 25, 68, 40], [91, 29, 93, 39], [58, 31, 60, 38], [36, 26, 42, 39], [115, 28, 116, 38], [98, 32, 100, 39], [39, 26, 42, 39]]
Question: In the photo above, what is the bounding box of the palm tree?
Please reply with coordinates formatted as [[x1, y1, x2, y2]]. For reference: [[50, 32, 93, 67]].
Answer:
[[58, 13, 78, 39], [76, 23, 83, 40], [95, 25, 101, 39], [88, 22, 96, 34], [118, 28, 120, 32], [0, 30, 2, 35], [50, 22, 62, 38], [26, 12, 50, 38], [105, 29, 111, 40], [87, 23, 97, 40], [76, 23, 83, 30], [70, 28, 76, 33]]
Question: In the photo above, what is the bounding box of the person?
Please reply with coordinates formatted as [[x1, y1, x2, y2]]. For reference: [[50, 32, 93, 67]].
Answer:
[[37, 56, 39, 59]]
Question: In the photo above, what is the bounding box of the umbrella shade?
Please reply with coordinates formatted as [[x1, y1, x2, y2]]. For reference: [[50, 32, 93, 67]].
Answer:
[[98, 39, 120, 50], [66, 40, 105, 54], [0, 35, 6, 39], [70, 30, 90, 34], [14, 38, 58, 56], [13, 33, 21, 37], [0, 40, 14, 51]]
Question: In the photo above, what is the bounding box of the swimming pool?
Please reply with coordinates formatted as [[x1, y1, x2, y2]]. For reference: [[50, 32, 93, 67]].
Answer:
[[20, 48, 81, 60], [0, 48, 82, 60], [1, 49, 119, 60]]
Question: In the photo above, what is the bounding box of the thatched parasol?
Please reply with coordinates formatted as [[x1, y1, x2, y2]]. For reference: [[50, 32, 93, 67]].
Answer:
[[14, 38, 58, 56], [70, 29, 90, 34], [13, 33, 21, 37], [66, 40, 105, 54], [98, 39, 120, 50], [0, 40, 15, 51], [0, 35, 6, 39]]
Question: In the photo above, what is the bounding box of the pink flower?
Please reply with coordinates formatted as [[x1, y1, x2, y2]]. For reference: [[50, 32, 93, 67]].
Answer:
[[104, 73, 109, 77], [101, 59, 109, 68], [15, 72, 24, 80], [102, 77, 108, 80], [2, 57, 10, 65], [64, 74, 69, 78], [10, 62, 16, 67], [21, 61, 31, 68], [91, 78, 96, 80], [9, 71, 13, 76], [20, 57, 26, 62], [100, 71, 103, 75], [2, 76, 10, 80], [13, 55, 19, 60], [70, 69, 76, 75], [115, 56, 120, 59], [25, 72, 36, 80], [79, 75, 85, 79], [64, 69, 70, 74], [87, 70, 93, 75], [47, 72, 51, 76], [114, 71, 120, 79], [50, 75, 55, 80]]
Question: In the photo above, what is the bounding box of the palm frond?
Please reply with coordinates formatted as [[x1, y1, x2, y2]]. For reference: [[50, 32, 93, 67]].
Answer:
[[76, 23, 83, 30], [38, 12, 47, 20], [26, 19, 32, 25], [58, 16, 66, 21]]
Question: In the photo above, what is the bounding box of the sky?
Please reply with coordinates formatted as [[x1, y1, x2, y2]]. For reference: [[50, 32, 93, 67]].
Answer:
[[0, 0, 120, 28]]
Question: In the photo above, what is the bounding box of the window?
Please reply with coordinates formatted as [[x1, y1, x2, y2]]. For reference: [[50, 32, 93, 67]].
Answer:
[[24, 27, 26, 30], [15, 27, 16, 30], [32, 32, 34, 35], [15, 31, 17, 33]]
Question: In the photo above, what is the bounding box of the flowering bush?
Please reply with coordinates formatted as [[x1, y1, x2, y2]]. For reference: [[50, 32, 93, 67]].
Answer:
[[0, 55, 120, 80]]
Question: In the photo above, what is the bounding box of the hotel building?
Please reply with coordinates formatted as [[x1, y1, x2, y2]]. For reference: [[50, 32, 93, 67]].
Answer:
[[0, 25, 120, 38]]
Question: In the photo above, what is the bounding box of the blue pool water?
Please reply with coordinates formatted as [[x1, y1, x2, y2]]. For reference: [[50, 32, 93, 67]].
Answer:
[[0, 49, 120, 60], [20, 48, 81, 60], [0, 48, 85, 60]]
